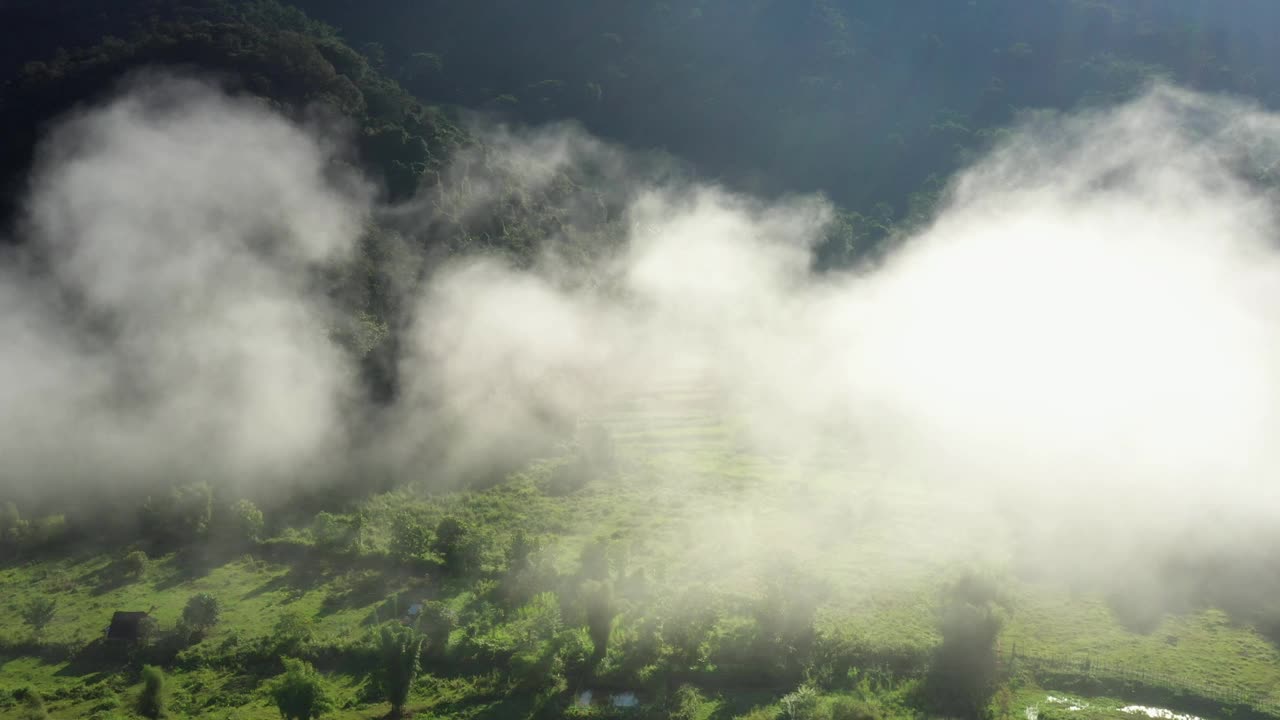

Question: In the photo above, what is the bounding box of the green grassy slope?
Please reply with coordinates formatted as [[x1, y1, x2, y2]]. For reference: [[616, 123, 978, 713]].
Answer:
[[2, 378, 1279, 718]]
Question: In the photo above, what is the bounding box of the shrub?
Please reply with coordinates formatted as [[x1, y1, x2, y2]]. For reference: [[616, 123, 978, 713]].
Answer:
[[26, 515, 68, 549], [21, 596, 56, 637], [273, 604, 313, 645], [180, 593, 221, 634], [702, 615, 767, 683], [669, 684, 710, 720], [509, 642, 560, 692], [389, 513, 429, 563], [506, 531, 536, 574], [312, 511, 360, 553], [140, 482, 212, 548], [267, 658, 335, 720], [272, 610, 315, 655], [13, 686, 48, 720], [230, 499, 264, 543], [780, 684, 820, 720], [416, 600, 456, 660], [137, 665, 166, 719], [432, 516, 479, 575], [0, 501, 26, 546], [89, 691, 122, 716], [737, 709, 782, 720], [827, 697, 882, 720], [120, 550, 149, 579], [556, 627, 595, 687], [754, 558, 826, 679], [660, 594, 717, 670]]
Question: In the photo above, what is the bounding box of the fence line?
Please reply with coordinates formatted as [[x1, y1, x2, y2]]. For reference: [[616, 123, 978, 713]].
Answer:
[[1003, 649, 1280, 717]]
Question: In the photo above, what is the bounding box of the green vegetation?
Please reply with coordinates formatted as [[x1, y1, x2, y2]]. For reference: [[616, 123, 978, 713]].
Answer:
[[19, 597, 57, 638], [137, 665, 167, 719], [1, 1, 1280, 719], [926, 575, 1006, 717], [13, 686, 48, 720], [372, 624, 423, 719], [229, 500, 266, 545], [120, 551, 149, 581], [2, 393, 1278, 717], [282, 0, 1280, 226], [179, 593, 221, 637], [267, 658, 336, 720]]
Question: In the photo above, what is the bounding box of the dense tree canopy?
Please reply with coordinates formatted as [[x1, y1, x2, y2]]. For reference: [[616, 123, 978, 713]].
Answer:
[[4, 4, 1280, 719], [6, 0, 1280, 235], [279, 0, 1280, 212]]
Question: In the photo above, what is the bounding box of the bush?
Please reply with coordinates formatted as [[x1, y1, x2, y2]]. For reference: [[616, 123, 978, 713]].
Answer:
[[432, 516, 479, 576], [506, 531, 536, 574], [229, 499, 264, 543], [140, 482, 213, 548], [416, 600, 456, 660], [389, 514, 429, 563], [659, 594, 717, 670], [13, 686, 48, 720], [272, 610, 315, 655], [668, 684, 711, 720], [556, 627, 595, 687], [21, 596, 56, 637], [26, 515, 68, 549], [509, 642, 560, 692], [702, 615, 767, 684], [754, 558, 825, 680], [312, 511, 359, 553], [180, 593, 221, 634], [826, 697, 882, 720], [120, 550, 149, 579], [137, 665, 167, 719], [267, 658, 335, 720], [0, 501, 26, 546], [89, 691, 122, 716], [780, 684, 820, 720], [737, 709, 782, 720]]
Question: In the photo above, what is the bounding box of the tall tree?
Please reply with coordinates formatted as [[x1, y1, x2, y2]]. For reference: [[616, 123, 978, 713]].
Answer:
[[374, 623, 425, 719]]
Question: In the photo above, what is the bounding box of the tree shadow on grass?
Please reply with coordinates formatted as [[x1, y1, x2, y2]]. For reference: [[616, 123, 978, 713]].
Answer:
[[424, 692, 541, 720], [152, 543, 246, 592], [318, 570, 393, 618], [242, 557, 330, 602], [83, 558, 147, 596]]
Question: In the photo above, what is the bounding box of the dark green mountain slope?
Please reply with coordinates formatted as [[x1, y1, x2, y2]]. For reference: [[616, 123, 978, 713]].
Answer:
[[283, 0, 1280, 215]]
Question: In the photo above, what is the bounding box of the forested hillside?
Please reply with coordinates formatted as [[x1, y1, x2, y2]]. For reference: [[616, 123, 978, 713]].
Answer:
[[0, 0, 650, 428], [7, 1, 1280, 255], [266, 0, 1280, 217], [4, 2, 1280, 719]]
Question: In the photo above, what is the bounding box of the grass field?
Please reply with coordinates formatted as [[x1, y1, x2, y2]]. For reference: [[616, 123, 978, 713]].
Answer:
[[2, 379, 1278, 719]]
